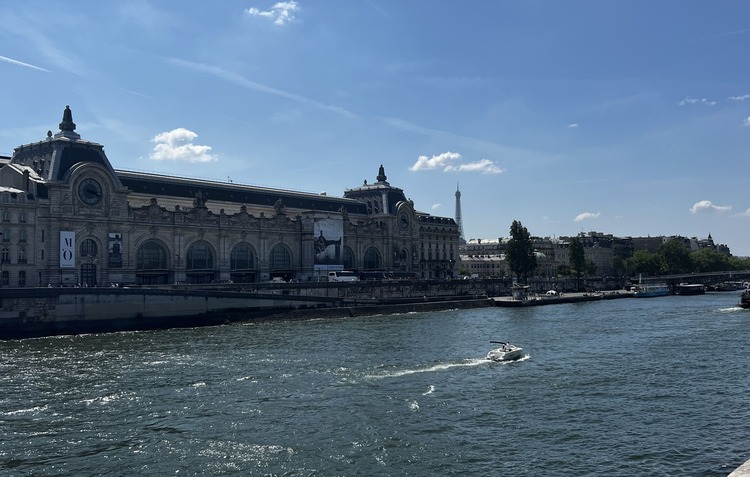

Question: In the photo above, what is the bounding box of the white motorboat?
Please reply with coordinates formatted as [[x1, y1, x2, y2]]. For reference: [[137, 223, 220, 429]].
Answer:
[[486, 341, 524, 362]]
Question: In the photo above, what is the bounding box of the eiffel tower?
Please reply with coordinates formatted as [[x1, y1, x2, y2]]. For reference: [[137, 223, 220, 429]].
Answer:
[[455, 183, 466, 244]]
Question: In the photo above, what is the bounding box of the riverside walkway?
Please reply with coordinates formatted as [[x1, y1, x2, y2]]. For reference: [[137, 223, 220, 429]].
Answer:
[[730, 460, 750, 476]]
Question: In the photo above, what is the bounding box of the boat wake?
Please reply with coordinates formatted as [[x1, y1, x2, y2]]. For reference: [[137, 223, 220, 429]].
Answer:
[[365, 358, 488, 380], [717, 306, 744, 313], [490, 354, 531, 364]]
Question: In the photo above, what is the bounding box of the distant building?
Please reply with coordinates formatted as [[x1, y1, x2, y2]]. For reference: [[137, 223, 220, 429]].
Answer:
[[458, 238, 507, 278], [458, 229, 737, 281]]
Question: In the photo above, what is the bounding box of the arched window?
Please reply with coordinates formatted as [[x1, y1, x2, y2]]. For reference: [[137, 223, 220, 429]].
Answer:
[[230, 243, 257, 283], [137, 241, 168, 270], [343, 246, 355, 270], [186, 241, 213, 270], [135, 240, 170, 285], [363, 247, 381, 270], [18, 270, 26, 286], [1, 210, 9, 222], [80, 238, 97, 257], [18, 246, 26, 264], [19, 211, 26, 223], [230, 243, 254, 270], [269, 244, 291, 271]]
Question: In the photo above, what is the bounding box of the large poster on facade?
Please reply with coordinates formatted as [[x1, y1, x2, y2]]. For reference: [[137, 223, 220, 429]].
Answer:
[[108, 233, 123, 268], [314, 217, 343, 271], [60, 231, 75, 268]]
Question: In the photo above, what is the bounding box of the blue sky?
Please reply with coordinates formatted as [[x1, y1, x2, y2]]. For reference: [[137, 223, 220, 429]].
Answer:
[[1, 1, 749, 255]]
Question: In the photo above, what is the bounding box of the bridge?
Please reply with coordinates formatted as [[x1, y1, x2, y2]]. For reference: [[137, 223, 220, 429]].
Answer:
[[637, 270, 750, 288]]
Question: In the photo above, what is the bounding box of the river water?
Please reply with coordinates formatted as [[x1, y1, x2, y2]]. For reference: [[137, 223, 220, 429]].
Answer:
[[1, 293, 749, 476]]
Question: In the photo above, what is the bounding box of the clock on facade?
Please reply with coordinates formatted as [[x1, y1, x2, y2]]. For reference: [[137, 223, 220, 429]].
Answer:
[[399, 212, 410, 229], [77, 178, 103, 205]]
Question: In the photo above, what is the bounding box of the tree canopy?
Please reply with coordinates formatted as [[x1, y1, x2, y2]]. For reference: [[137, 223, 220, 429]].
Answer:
[[506, 220, 537, 283], [624, 239, 746, 277], [658, 239, 693, 274], [568, 236, 586, 291]]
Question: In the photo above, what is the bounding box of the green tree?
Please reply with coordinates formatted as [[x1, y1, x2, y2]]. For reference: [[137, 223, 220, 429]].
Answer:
[[612, 256, 627, 278], [730, 255, 750, 270], [569, 237, 586, 291], [658, 239, 693, 274], [627, 249, 662, 277], [585, 259, 597, 277], [692, 248, 733, 272], [506, 220, 537, 283]]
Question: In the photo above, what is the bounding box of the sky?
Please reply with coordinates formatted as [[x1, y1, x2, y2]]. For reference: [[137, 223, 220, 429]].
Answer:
[[1, 1, 749, 255]]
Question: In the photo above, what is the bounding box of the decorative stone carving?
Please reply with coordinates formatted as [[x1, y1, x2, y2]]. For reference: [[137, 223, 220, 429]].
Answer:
[[274, 198, 287, 216], [338, 206, 349, 223], [132, 197, 172, 222], [184, 207, 218, 225], [193, 191, 207, 208], [228, 206, 257, 227]]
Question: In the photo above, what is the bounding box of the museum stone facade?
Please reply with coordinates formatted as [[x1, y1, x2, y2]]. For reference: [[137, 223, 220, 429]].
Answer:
[[0, 107, 459, 287]]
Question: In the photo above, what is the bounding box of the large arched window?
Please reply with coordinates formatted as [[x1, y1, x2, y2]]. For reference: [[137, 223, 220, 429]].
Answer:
[[229, 243, 257, 283], [180, 241, 215, 285], [137, 241, 168, 270], [230, 243, 255, 270], [186, 242, 213, 270], [343, 246, 355, 270], [269, 244, 291, 271], [363, 247, 381, 270], [136, 241, 170, 285], [80, 238, 97, 257]]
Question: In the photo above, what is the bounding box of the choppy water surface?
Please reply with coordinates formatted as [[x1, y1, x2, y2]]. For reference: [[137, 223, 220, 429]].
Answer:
[[2, 293, 749, 476]]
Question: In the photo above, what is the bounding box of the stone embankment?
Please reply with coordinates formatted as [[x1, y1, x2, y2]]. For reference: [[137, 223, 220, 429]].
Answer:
[[0, 283, 498, 339], [0, 281, 637, 340]]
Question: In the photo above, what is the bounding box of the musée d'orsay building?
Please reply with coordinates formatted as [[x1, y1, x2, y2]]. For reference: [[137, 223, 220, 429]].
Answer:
[[0, 107, 459, 287]]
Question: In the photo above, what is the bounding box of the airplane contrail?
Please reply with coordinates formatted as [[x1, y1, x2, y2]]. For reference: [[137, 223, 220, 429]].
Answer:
[[0, 55, 49, 72]]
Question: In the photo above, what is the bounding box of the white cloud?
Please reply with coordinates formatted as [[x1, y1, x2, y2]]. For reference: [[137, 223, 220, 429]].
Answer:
[[247, 1, 299, 26], [567, 123, 579, 128], [410, 152, 462, 171], [574, 212, 601, 222], [728, 94, 750, 101], [150, 128, 217, 163], [678, 97, 716, 106], [689, 200, 731, 214], [446, 159, 503, 174], [739, 208, 750, 217], [431, 203, 442, 210], [743, 116, 750, 126], [410, 152, 502, 174]]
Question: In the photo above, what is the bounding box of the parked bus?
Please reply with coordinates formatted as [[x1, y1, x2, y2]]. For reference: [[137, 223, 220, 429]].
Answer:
[[327, 270, 360, 282], [358, 271, 387, 281]]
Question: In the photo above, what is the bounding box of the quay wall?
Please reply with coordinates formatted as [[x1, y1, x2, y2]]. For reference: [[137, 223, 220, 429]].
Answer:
[[0, 288, 318, 339], [0, 281, 502, 339]]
